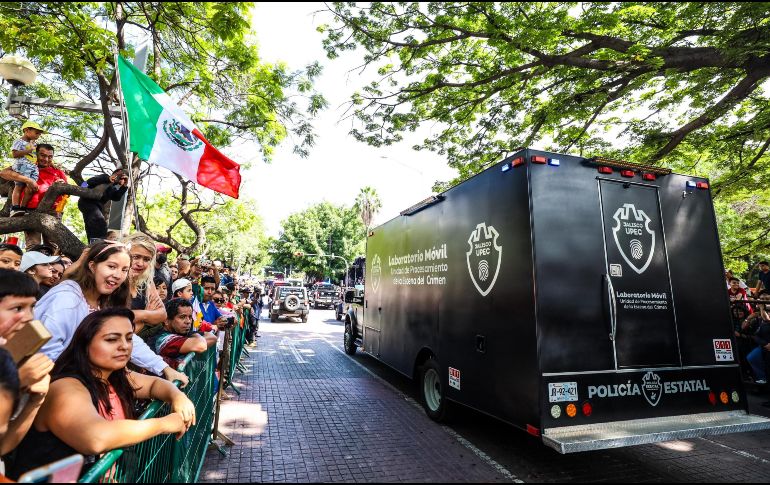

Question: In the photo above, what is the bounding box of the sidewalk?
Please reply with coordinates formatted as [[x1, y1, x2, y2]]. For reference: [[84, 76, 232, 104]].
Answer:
[[199, 318, 512, 483]]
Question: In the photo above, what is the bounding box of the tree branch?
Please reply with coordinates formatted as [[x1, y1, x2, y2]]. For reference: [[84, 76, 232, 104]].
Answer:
[[652, 70, 770, 161]]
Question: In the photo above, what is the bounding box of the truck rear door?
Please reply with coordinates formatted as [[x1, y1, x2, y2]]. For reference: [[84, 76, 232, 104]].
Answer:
[[598, 179, 681, 369]]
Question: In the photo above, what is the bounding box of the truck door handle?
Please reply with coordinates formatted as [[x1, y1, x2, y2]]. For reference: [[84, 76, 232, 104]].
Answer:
[[605, 274, 618, 341], [476, 335, 486, 353]]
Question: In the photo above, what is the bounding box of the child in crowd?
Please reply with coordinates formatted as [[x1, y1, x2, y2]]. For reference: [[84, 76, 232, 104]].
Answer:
[[0, 270, 53, 463], [149, 299, 216, 370], [0, 243, 23, 271], [9, 121, 45, 217]]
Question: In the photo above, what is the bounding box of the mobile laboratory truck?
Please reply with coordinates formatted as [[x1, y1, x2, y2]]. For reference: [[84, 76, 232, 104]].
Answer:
[[342, 148, 770, 453]]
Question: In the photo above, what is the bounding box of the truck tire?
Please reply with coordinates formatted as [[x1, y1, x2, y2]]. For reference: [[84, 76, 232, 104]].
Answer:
[[270, 313, 277, 323], [343, 324, 357, 355], [419, 358, 449, 422]]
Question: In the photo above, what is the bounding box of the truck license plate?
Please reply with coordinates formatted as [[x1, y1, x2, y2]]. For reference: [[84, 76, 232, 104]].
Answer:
[[548, 382, 578, 403]]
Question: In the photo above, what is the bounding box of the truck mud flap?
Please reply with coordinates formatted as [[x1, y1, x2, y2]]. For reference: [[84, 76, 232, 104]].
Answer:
[[542, 411, 770, 454]]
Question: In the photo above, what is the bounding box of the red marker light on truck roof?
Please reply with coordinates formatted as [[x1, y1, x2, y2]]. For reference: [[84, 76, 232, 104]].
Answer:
[[642, 173, 656, 181], [697, 182, 709, 190], [512, 157, 525, 167], [598, 166, 613, 174], [620, 170, 635, 178], [531, 156, 547, 164]]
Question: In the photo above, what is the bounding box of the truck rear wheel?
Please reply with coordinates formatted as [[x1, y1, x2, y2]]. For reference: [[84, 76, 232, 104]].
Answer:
[[420, 358, 448, 422], [344, 324, 357, 355]]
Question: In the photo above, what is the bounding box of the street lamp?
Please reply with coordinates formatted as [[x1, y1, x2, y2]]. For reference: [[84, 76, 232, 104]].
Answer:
[[0, 54, 132, 119], [0, 56, 37, 119]]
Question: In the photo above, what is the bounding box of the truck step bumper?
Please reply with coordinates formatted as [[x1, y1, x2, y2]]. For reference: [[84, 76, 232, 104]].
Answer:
[[542, 411, 770, 454]]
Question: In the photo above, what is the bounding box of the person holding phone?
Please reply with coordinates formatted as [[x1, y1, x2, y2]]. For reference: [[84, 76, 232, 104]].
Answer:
[[76, 168, 130, 243], [7, 308, 195, 479], [0, 270, 55, 468], [34, 241, 188, 387]]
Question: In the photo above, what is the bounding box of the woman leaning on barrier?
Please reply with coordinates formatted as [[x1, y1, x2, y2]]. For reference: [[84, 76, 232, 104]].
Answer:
[[6, 308, 195, 479]]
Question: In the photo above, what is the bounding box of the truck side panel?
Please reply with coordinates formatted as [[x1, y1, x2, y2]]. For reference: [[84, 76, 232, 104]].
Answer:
[[365, 156, 540, 428]]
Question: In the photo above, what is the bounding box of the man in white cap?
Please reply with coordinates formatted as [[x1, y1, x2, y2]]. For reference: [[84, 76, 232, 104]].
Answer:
[[21, 251, 61, 299]]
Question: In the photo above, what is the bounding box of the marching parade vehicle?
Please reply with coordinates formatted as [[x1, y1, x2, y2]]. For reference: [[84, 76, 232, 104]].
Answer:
[[343, 148, 770, 453]]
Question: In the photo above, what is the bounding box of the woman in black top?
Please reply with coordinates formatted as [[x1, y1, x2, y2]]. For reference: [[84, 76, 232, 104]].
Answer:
[[7, 308, 194, 479]]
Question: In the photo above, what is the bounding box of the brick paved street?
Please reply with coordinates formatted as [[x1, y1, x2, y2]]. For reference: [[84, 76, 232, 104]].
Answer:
[[200, 310, 513, 483], [201, 308, 770, 483]]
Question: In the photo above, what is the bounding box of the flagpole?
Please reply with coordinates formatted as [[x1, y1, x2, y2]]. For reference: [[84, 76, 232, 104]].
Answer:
[[114, 53, 141, 237]]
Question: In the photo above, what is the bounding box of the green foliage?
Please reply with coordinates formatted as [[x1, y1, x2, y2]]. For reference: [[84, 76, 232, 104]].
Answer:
[[0, 2, 326, 163], [324, 2, 770, 265], [354, 185, 382, 230], [141, 191, 269, 270], [271, 202, 365, 281]]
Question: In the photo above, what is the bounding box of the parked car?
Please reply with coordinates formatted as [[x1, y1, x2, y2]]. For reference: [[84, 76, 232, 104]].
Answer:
[[270, 286, 310, 323]]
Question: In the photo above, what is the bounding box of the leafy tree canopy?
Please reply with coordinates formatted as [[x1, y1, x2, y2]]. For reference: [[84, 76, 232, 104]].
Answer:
[[0, 2, 326, 255], [271, 201, 365, 281], [322, 2, 770, 273]]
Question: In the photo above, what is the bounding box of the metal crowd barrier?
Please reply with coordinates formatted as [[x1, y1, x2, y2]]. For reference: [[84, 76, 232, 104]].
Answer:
[[79, 345, 218, 483], [223, 308, 250, 395]]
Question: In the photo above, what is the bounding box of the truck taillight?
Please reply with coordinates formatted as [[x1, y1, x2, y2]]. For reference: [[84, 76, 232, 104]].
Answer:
[[566, 403, 577, 418], [732, 391, 739, 403], [531, 155, 547, 164], [598, 166, 613, 174], [582, 402, 593, 417], [527, 424, 540, 436], [708, 391, 716, 405], [620, 170, 634, 178], [720, 392, 729, 404]]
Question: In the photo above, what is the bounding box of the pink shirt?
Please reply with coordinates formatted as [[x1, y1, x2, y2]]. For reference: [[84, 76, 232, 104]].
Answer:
[[97, 385, 127, 421]]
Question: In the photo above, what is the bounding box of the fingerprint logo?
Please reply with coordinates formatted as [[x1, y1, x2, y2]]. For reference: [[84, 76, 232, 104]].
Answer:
[[630, 239, 644, 260], [478, 260, 490, 281]]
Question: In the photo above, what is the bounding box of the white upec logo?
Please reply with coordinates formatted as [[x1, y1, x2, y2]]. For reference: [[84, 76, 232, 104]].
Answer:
[[612, 204, 655, 274], [371, 254, 382, 293], [466, 223, 502, 297]]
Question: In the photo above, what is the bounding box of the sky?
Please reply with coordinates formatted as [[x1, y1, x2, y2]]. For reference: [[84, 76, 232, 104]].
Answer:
[[231, 3, 457, 236]]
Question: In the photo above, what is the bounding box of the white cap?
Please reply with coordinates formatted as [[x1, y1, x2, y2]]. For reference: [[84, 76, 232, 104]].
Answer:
[[20, 251, 61, 273], [171, 278, 192, 295]]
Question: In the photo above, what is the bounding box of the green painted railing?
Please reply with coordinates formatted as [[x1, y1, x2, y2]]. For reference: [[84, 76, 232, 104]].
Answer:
[[224, 308, 249, 394], [79, 344, 218, 483]]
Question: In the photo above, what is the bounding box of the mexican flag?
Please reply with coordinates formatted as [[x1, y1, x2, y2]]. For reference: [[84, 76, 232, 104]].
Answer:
[[117, 56, 241, 198]]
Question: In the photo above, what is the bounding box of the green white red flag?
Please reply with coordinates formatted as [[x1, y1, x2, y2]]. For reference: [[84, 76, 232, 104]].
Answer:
[[117, 55, 241, 198]]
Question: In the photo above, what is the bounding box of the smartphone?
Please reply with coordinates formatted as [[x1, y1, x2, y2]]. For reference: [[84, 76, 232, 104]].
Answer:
[[4, 320, 52, 364], [17, 454, 84, 483]]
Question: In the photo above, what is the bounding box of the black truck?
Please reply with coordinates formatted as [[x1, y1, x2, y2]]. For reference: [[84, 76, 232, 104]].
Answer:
[[342, 148, 770, 453]]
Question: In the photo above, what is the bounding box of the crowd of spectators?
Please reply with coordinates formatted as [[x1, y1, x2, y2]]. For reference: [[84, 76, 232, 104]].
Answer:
[[728, 263, 770, 400], [0, 230, 263, 480]]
